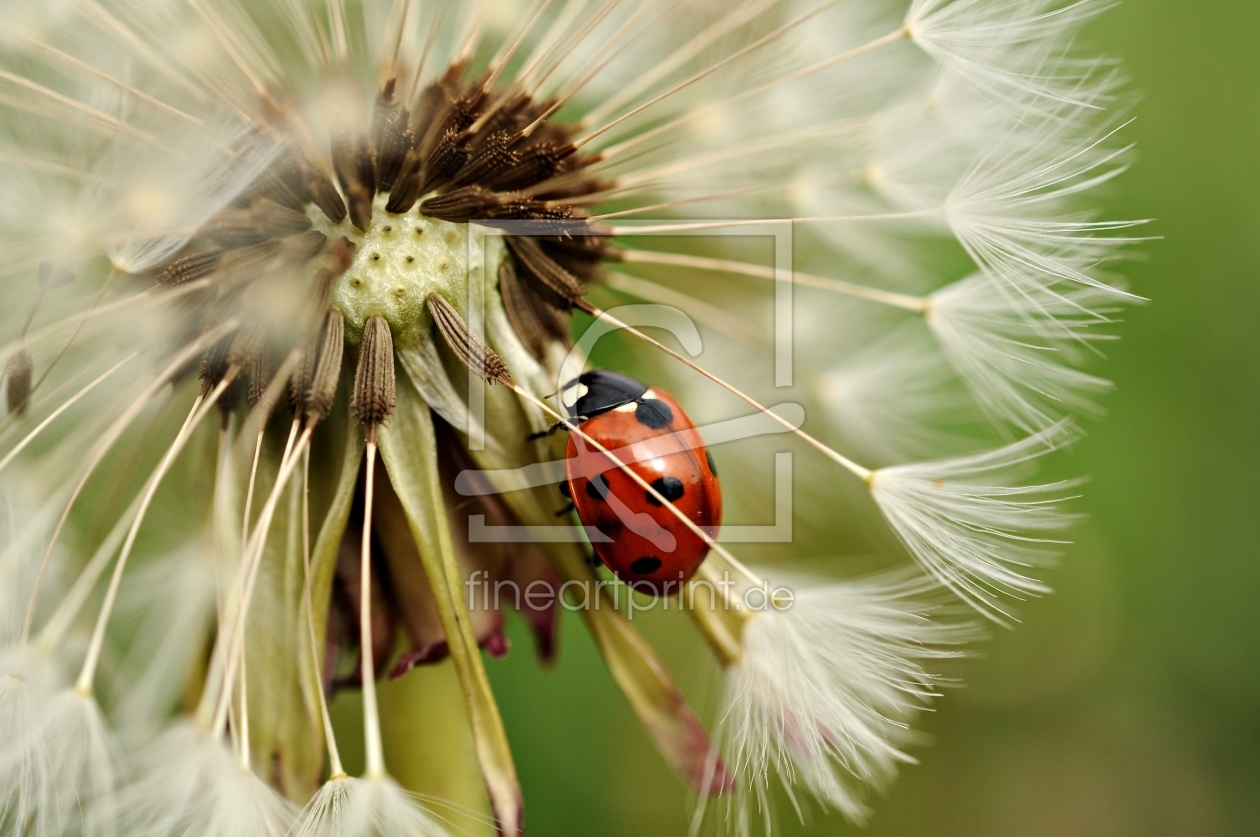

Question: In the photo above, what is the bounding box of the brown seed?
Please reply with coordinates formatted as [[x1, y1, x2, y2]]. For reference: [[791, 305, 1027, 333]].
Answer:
[[385, 148, 423, 214], [5, 347, 33, 415], [156, 250, 223, 286], [304, 309, 345, 426], [332, 132, 376, 232], [252, 197, 315, 235], [208, 198, 312, 246], [199, 332, 236, 396], [427, 293, 512, 385], [217, 240, 282, 280], [247, 342, 275, 410], [282, 230, 329, 264], [486, 200, 584, 235], [498, 259, 565, 360], [486, 142, 576, 192], [417, 128, 469, 196], [449, 130, 520, 190], [352, 315, 396, 436], [374, 81, 413, 193], [304, 168, 348, 224], [324, 236, 357, 275], [420, 185, 501, 222], [505, 235, 584, 307]]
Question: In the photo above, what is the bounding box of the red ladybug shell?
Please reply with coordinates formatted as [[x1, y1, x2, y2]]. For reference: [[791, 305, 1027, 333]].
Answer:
[[565, 387, 721, 595]]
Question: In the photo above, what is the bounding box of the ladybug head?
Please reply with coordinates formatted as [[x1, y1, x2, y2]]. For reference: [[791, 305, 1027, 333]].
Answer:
[[560, 369, 648, 419]]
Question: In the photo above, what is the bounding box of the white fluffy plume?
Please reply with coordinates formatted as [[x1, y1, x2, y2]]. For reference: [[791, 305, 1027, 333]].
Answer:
[[0, 689, 117, 837], [928, 273, 1118, 431], [0, 0, 1138, 833], [110, 720, 294, 836], [292, 776, 451, 837], [869, 426, 1078, 621], [703, 572, 971, 831]]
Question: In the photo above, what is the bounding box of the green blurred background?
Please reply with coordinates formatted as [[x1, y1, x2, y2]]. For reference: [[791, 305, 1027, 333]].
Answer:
[[467, 2, 1260, 835]]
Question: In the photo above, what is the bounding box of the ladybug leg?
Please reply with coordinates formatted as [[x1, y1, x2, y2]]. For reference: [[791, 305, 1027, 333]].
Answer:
[[584, 551, 602, 568], [526, 422, 565, 441], [526, 416, 585, 441], [554, 502, 576, 518]]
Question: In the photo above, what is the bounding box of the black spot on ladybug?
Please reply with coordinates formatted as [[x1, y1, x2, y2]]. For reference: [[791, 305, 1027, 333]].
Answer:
[[634, 398, 673, 429], [705, 450, 718, 476], [558, 480, 572, 498], [646, 476, 685, 506], [585, 476, 609, 501], [630, 556, 662, 575]]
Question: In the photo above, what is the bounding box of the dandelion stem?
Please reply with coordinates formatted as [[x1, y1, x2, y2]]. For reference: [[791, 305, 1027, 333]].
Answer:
[[11, 352, 138, 643], [75, 373, 233, 694], [596, 207, 940, 235], [572, 0, 848, 150], [597, 25, 909, 161], [686, 563, 748, 666], [583, 184, 784, 222], [0, 351, 138, 477], [237, 624, 251, 770], [600, 271, 765, 344], [211, 422, 313, 737], [580, 0, 782, 127], [618, 249, 930, 313], [300, 443, 346, 778], [19, 324, 234, 652], [241, 428, 267, 559], [360, 441, 387, 780]]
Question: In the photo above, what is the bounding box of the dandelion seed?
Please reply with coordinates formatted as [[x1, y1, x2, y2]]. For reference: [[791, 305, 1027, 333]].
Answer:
[[294, 775, 451, 837], [700, 572, 972, 831], [869, 426, 1079, 621]]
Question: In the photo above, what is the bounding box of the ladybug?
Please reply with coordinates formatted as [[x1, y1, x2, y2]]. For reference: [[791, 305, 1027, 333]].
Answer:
[[558, 370, 721, 595]]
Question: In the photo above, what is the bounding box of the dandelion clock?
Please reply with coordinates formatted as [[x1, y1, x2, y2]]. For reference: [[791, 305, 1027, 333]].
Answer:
[[0, 1, 1140, 835]]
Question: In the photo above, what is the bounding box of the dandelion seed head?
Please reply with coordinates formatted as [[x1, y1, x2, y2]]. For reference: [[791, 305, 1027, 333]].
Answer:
[[0, 0, 1140, 832], [312, 194, 502, 345]]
